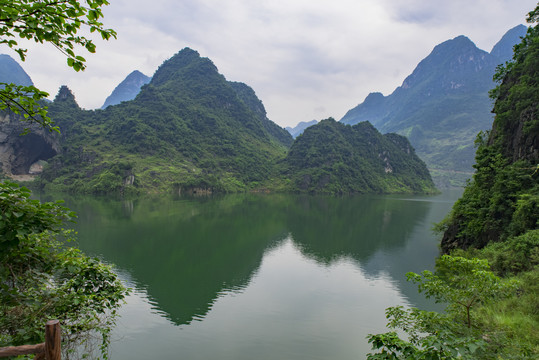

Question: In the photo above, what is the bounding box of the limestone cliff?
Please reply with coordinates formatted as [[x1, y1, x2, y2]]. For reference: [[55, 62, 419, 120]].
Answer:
[[440, 22, 538, 252], [0, 113, 59, 177]]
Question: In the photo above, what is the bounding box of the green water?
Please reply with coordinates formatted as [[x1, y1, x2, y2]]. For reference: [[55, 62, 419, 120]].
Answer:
[[52, 190, 462, 359]]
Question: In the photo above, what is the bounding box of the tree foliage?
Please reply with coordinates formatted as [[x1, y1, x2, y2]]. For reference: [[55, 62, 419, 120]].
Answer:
[[407, 256, 517, 329], [0, 180, 74, 251], [0, 1, 127, 358], [367, 256, 518, 360], [0, 0, 116, 130], [0, 181, 128, 359]]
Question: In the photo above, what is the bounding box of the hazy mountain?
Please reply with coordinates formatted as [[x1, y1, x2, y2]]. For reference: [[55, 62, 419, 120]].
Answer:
[[101, 70, 151, 109], [0, 54, 33, 86], [340, 26, 527, 188], [285, 120, 318, 138], [282, 118, 436, 194], [490, 24, 527, 62]]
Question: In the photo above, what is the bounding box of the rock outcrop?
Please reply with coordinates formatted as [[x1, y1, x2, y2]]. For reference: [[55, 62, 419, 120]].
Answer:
[[0, 113, 59, 177]]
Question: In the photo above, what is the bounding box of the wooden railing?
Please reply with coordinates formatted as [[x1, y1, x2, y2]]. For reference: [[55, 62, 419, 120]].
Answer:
[[0, 320, 61, 360]]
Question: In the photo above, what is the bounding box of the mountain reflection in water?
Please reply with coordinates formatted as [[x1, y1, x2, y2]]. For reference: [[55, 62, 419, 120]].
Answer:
[[50, 191, 461, 359]]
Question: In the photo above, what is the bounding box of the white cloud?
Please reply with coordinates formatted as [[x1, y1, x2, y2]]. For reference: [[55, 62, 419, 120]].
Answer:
[[6, 0, 537, 126]]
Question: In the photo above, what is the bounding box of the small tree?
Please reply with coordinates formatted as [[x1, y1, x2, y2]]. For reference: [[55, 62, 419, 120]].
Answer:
[[366, 255, 518, 359], [408, 255, 517, 329]]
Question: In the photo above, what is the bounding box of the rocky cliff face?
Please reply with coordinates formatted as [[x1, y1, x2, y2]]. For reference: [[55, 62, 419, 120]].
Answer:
[[0, 55, 61, 179], [0, 114, 59, 177], [489, 105, 538, 164], [440, 22, 538, 252]]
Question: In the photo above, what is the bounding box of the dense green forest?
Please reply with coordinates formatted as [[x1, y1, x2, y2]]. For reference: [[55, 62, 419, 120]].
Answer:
[[282, 118, 436, 194], [367, 5, 539, 358], [37, 49, 293, 195], [30, 49, 435, 196]]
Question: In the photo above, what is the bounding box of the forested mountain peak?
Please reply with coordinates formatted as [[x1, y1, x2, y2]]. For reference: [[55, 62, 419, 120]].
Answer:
[[39, 48, 293, 194], [150, 47, 222, 88], [399, 35, 495, 93], [228, 81, 293, 147], [283, 118, 436, 194], [53, 85, 79, 108], [362, 92, 385, 104]]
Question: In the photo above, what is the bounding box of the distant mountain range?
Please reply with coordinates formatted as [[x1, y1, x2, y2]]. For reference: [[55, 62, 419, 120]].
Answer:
[[0, 54, 33, 86], [2, 25, 525, 193], [286, 120, 318, 138], [101, 70, 151, 109], [340, 24, 527, 187]]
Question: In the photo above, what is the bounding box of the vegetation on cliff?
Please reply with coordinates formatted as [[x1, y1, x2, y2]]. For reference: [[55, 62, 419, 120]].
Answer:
[[37, 48, 292, 195], [440, 11, 538, 252], [282, 118, 437, 194], [368, 5, 539, 358]]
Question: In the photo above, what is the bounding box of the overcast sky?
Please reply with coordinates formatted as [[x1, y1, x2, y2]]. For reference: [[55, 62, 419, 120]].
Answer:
[[11, 0, 538, 128]]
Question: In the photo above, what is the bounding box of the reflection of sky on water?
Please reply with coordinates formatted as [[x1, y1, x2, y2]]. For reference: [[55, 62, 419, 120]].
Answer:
[[111, 237, 410, 360]]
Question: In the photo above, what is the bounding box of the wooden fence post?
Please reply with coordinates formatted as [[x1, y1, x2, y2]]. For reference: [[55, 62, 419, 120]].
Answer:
[[0, 320, 61, 359], [45, 320, 61, 360]]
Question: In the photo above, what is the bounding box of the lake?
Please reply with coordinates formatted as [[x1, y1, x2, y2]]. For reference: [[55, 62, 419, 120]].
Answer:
[[53, 190, 462, 359]]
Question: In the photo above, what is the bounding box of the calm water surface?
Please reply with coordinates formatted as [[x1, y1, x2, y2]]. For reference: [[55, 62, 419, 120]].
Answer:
[[54, 190, 462, 359]]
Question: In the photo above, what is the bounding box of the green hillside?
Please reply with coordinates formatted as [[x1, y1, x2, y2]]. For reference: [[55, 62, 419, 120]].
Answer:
[[38, 48, 292, 195], [23, 48, 438, 196], [282, 118, 437, 194]]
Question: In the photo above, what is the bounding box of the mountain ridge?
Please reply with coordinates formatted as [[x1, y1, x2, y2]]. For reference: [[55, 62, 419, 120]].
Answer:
[[0, 48, 436, 195], [285, 120, 318, 138], [35, 48, 293, 194], [340, 25, 528, 187]]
